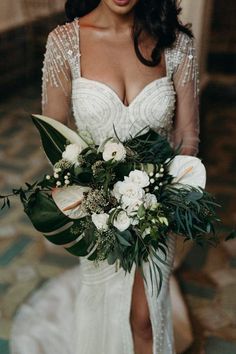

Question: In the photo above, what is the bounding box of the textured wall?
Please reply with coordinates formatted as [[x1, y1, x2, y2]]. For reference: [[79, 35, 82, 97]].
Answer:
[[0, 0, 65, 32]]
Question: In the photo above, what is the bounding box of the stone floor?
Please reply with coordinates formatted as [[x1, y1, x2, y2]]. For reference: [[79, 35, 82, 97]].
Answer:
[[0, 79, 236, 354]]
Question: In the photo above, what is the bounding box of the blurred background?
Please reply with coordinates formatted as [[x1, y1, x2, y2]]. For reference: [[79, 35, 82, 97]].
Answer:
[[0, 1, 235, 353]]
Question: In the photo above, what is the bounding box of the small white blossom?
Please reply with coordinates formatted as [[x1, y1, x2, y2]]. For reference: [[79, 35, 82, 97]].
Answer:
[[142, 227, 151, 238], [131, 217, 139, 226], [150, 178, 155, 184], [56, 181, 61, 186], [102, 140, 126, 162], [64, 180, 70, 185], [159, 217, 169, 226], [62, 143, 83, 165], [92, 213, 109, 231], [113, 210, 131, 232], [46, 175, 51, 180], [54, 173, 59, 179], [54, 167, 62, 173], [143, 193, 158, 210]]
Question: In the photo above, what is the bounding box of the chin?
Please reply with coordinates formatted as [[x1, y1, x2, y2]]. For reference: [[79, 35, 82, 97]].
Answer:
[[103, 0, 139, 14]]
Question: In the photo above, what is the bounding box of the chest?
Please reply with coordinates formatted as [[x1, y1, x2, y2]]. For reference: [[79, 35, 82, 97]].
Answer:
[[78, 26, 167, 106]]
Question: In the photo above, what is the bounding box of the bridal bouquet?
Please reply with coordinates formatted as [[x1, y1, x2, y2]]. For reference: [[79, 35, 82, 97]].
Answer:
[[1, 115, 222, 293]]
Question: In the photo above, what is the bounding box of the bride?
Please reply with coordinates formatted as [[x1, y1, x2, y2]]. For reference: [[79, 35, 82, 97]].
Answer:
[[10, 0, 200, 353]]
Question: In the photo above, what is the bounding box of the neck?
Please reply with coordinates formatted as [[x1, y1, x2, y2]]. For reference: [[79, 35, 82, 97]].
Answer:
[[94, 2, 135, 32]]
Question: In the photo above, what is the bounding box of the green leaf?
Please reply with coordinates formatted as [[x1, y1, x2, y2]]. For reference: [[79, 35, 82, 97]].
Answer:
[[31, 116, 67, 165], [31, 114, 87, 165], [44, 227, 78, 245], [65, 237, 94, 257], [116, 230, 132, 247], [107, 251, 118, 264], [24, 191, 70, 233]]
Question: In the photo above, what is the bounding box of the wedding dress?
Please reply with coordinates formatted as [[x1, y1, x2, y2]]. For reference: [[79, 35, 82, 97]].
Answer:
[[10, 18, 200, 354]]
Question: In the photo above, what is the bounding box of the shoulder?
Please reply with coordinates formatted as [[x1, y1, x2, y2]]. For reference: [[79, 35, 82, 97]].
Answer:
[[46, 20, 78, 47], [174, 31, 195, 53], [166, 31, 197, 75], [168, 31, 196, 60], [45, 20, 80, 62]]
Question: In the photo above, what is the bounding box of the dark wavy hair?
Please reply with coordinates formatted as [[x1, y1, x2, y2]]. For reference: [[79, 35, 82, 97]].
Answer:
[[65, 0, 192, 67]]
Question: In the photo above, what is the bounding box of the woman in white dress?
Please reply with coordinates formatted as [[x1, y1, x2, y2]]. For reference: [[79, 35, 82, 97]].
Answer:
[[10, 1, 200, 353]]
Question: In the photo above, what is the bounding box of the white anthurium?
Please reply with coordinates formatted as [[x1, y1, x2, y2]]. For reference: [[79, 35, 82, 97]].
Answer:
[[52, 185, 90, 219], [168, 155, 206, 189], [32, 114, 88, 150]]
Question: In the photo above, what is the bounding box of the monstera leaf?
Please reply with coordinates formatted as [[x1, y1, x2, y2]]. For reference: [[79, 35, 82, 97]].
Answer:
[[23, 190, 96, 256], [31, 114, 88, 165]]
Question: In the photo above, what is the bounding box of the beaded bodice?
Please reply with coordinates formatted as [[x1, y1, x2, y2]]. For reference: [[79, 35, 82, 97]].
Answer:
[[42, 18, 200, 154]]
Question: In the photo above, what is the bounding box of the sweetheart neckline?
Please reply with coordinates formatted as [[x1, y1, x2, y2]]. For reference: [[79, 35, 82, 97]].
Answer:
[[73, 76, 174, 109], [73, 18, 173, 109]]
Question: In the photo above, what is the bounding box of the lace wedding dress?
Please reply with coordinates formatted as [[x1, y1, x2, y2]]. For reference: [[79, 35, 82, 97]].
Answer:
[[10, 18, 200, 354]]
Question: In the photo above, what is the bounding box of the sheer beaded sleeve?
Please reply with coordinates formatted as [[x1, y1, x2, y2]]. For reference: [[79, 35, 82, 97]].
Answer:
[[41, 28, 72, 124], [168, 33, 200, 156]]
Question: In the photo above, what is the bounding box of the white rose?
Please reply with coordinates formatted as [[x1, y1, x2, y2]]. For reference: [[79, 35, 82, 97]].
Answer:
[[143, 193, 158, 210], [102, 140, 126, 162], [125, 199, 143, 216], [62, 144, 83, 165], [92, 213, 109, 231], [127, 170, 150, 188], [111, 181, 123, 201], [120, 182, 144, 208], [113, 210, 131, 232]]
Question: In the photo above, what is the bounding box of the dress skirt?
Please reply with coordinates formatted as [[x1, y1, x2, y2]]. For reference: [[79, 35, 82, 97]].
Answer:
[[10, 234, 176, 354]]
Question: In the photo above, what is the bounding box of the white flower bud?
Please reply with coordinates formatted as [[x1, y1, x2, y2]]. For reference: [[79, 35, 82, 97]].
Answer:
[[149, 172, 154, 177], [56, 181, 61, 186], [64, 180, 70, 185], [46, 175, 51, 180], [54, 173, 59, 179], [64, 175, 69, 180], [150, 178, 155, 184], [160, 167, 164, 173]]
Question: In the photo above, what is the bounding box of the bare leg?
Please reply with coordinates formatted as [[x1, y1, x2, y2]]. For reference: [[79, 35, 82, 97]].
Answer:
[[130, 268, 153, 354]]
